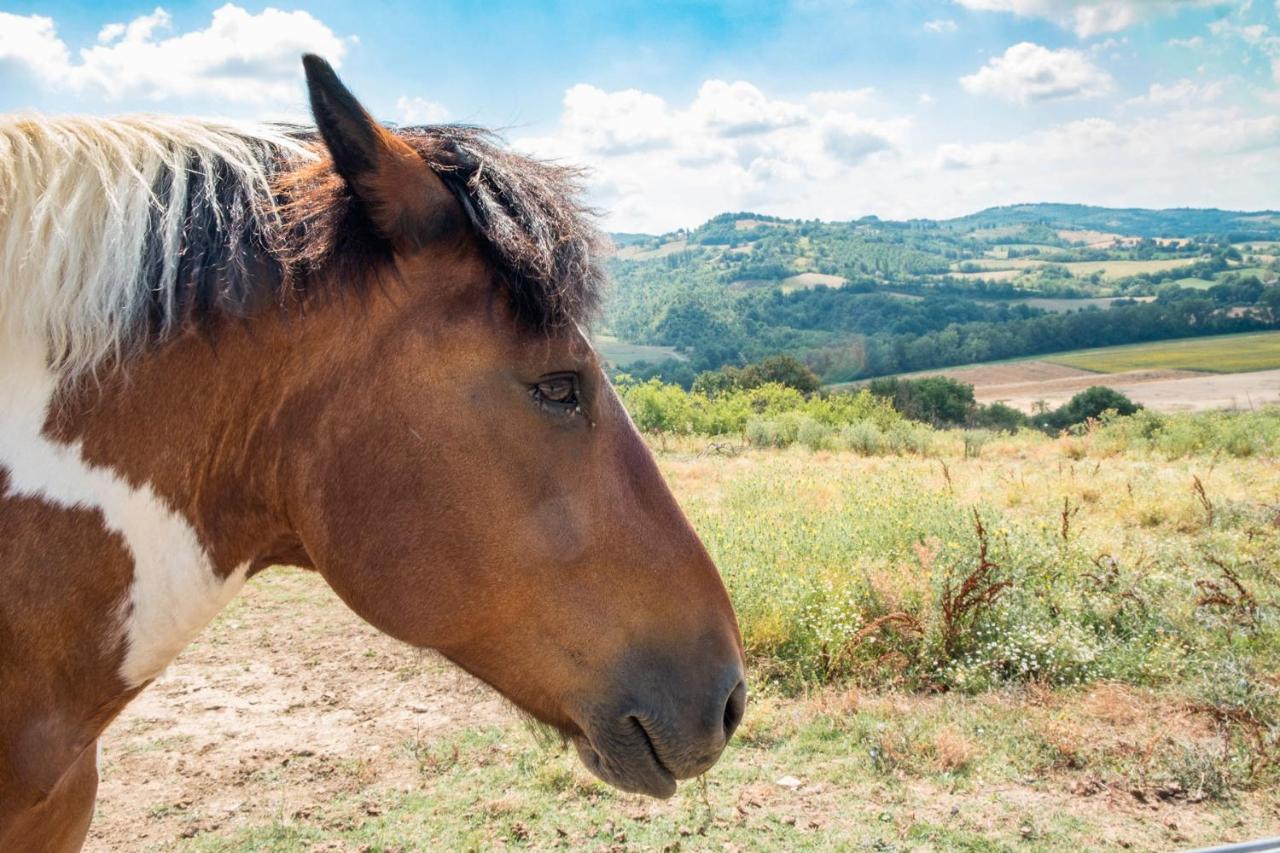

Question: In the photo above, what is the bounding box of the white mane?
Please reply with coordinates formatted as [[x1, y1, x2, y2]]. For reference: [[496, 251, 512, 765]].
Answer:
[[0, 114, 311, 381]]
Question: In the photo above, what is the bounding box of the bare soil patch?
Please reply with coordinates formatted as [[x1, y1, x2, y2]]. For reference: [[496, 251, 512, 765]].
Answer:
[[969, 368, 1205, 411], [83, 553, 1280, 850], [915, 360, 1280, 413], [918, 360, 1094, 387], [781, 272, 846, 291], [966, 367, 1280, 413], [614, 239, 687, 260], [86, 570, 517, 851]]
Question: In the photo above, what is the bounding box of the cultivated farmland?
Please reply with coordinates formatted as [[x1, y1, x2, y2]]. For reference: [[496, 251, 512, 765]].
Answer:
[[894, 333, 1280, 412], [593, 334, 686, 367], [1045, 331, 1280, 374], [954, 258, 1201, 280]]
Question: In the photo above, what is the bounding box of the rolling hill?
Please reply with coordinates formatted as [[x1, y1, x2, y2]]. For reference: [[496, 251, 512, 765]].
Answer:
[[602, 204, 1280, 387]]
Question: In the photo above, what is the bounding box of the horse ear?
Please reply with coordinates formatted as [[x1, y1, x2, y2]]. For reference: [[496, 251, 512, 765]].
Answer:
[[301, 54, 461, 247]]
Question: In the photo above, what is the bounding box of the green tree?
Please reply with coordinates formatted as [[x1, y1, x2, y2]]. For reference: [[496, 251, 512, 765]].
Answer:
[[973, 401, 1027, 432], [733, 355, 822, 394], [868, 376, 976, 426], [1035, 386, 1140, 431]]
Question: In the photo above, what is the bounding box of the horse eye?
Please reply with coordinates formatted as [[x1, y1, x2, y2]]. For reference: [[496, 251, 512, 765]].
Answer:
[[533, 375, 578, 410]]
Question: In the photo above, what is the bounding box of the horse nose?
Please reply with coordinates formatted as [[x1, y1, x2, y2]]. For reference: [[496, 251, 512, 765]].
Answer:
[[678, 664, 747, 771], [722, 676, 747, 742]]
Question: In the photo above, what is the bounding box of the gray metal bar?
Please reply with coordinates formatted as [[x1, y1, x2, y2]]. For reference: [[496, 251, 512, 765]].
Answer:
[[1184, 839, 1280, 853]]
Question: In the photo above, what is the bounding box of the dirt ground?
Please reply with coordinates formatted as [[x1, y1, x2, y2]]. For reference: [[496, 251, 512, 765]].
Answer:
[[85, 565, 1280, 851], [87, 571, 520, 851], [919, 361, 1096, 387], [916, 360, 1280, 413]]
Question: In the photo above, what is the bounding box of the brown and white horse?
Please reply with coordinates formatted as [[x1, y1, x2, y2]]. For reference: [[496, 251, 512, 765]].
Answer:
[[0, 55, 745, 850]]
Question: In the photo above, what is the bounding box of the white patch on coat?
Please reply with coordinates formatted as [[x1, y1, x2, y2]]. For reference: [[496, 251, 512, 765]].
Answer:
[[0, 340, 247, 687]]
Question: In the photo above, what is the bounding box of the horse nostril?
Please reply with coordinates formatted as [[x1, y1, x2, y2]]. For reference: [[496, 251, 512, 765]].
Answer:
[[723, 679, 747, 740]]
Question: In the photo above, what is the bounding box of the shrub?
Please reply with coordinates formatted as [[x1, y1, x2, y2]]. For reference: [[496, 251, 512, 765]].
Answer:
[[619, 378, 695, 434], [1091, 407, 1280, 458], [693, 354, 822, 396], [616, 376, 904, 441], [1035, 386, 1141, 432], [972, 401, 1027, 432], [840, 421, 885, 455], [882, 421, 938, 456], [797, 417, 834, 451], [961, 429, 993, 458], [869, 376, 977, 426], [745, 414, 808, 448]]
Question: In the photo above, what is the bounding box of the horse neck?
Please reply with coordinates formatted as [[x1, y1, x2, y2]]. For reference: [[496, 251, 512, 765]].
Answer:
[[60, 325, 307, 578], [0, 318, 308, 692]]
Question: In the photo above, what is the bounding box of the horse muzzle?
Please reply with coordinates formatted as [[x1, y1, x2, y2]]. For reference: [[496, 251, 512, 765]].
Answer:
[[570, 658, 746, 798]]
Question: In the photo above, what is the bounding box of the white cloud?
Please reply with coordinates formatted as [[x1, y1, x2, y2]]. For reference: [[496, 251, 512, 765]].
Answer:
[[516, 81, 906, 231], [1209, 19, 1270, 44], [960, 42, 1112, 102], [396, 95, 448, 125], [1168, 35, 1205, 48], [1127, 78, 1225, 105], [917, 108, 1280, 224], [808, 88, 876, 110], [96, 23, 127, 44], [1088, 36, 1128, 56], [518, 76, 1280, 232], [0, 14, 73, 85], [937, 110, 1280, 173], [0, 5, 351, 106], [559, 84, 676, 155], [954, 0, 1216, 38], [924, 19, 959, 33], [690, 80, 808, 137]]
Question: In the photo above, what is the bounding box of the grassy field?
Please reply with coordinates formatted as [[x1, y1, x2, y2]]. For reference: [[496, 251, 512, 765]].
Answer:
[[1060, 258, 1199, 279], [953, 268, 1023, 282], [594, 334, 686, 367], [94, 417, 1280, 851], [982, 244, 1061, 258], [1045, 331, 1280, 374], [613, 239, 689, 261], [1231, 266, 1277, 281], [975, 296, 1153, 313], [955, 258, 1199, 281], [781, 272, 848, 293], [1168, 277, 1217, 290]]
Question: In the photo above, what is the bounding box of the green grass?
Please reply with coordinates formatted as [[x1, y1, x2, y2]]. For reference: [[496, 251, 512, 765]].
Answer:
[[185, 683, 1269, 851], [1044, 331, 1280, 373], [953, 267, 1023, 281], [594, 334, 685, 367], [954, 258, 1199, 281], [982, 243, 1062, 258], [1060, 258, 1198, 279], [180, 431, 1280, 851], [1169, 277, 1217, 289], [1230, 266, 1276, 280]]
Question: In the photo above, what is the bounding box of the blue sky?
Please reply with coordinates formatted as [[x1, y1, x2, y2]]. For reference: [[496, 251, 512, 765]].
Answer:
[[2, 1, 1277, 231]]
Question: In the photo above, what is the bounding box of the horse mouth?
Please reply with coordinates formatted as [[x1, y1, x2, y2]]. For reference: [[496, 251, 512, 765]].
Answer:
[[570, 716, 677, 798]]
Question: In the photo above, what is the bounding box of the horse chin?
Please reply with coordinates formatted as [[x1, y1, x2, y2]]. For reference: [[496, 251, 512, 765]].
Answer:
[[571, 729, 678, 799]]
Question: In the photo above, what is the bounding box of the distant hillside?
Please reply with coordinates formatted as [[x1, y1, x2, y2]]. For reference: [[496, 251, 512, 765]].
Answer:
[[613, 203, 1280, 246], [941, 203, 1280, 241], [601, 206, 1280, 386]]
